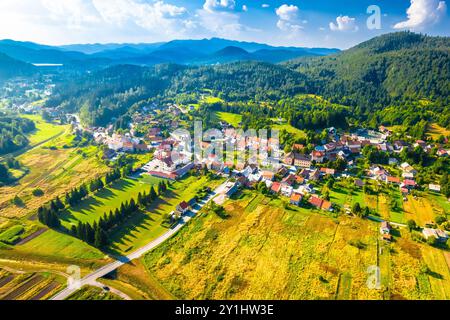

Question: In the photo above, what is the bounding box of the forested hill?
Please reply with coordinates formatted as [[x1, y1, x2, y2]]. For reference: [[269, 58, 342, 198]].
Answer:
[[284, 32, 450, 108], [46, 32, 449, 129], [46, 61, 310, 126], [0, 53, 36, 82]]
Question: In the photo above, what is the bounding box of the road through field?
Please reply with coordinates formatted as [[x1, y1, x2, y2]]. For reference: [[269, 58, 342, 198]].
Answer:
[[51, 180, 228, 300]]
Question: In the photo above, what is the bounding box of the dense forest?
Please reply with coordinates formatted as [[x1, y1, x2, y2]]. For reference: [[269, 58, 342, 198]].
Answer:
[[0, 114, 35, 155], [0, 52, 36, 83], [46, 32, 449, 132]]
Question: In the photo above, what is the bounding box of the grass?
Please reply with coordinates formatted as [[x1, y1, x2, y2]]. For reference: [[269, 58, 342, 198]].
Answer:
[[272, 123, 307, 140], [6, 228, 108, 269], [141, 189, 450, 300], [0, 130, 109, 218], [21, 115, 68, 146], [60, 173, 224, 255], [66, 286, 122, 300], [214, 112, 243, 127], [403, 195, 440, 226], [427, 123, 450, 140]]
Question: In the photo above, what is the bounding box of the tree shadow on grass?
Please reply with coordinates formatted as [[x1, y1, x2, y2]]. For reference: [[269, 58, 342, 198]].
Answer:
[[109, 179, 134, 191], [95, 188, 115, 201], [427, 270, 444, 280]]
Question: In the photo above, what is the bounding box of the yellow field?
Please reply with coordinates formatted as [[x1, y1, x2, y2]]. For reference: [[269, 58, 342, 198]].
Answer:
[[403, 195, 439, 226], [142, 190, 450, 300], [0, 131, 109, 218], [427, 123, 450, 140]]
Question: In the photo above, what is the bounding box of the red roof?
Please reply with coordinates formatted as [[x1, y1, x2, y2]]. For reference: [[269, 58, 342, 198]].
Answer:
[[403, 179, 416, 186], [271, 182, 282, 193], [291, 193, 303, 203], [309, 196, 323, 208], [321, 201, 332, 211], [387, 176, 401, 183], [178, 201, 189, 210]]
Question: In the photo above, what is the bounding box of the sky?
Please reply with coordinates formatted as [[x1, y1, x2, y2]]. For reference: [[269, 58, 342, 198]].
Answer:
[[0, 0, 448, 49]]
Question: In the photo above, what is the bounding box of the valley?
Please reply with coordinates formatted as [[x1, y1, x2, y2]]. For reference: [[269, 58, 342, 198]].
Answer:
[[0, 31, 448, 302]]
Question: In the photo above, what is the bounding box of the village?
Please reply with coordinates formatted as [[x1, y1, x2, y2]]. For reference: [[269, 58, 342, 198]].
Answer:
[[60, 102, 450, 246]]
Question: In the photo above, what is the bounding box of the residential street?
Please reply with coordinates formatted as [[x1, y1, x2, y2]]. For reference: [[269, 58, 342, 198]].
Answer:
[[50, 180, 227, 300]]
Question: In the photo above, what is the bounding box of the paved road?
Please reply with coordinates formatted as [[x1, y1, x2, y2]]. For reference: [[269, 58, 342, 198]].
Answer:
[[51, 181, 226, 300]]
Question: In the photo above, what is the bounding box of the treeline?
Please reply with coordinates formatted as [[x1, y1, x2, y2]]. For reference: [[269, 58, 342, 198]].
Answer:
[[0, 114, 35, 155], [70, 182, 168, 247], [38, 169, 171, 249]]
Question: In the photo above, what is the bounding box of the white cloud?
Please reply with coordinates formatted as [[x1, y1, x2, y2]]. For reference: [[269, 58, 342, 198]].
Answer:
[[203, 0, 236, 13], [242, 5, 248, 12], [329, 15, 358, 31], [0, 0, 193, 44], [394, 0, 447, 30], [276, 4, 303, 33], [262, 4, 270, 8], [276, 4, 299, 21]]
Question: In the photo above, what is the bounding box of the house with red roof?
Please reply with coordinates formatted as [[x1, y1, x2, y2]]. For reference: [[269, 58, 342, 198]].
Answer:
[[271, 182, 282, 194], [176, 201, 190, 214], [290, 193, 303, 206]]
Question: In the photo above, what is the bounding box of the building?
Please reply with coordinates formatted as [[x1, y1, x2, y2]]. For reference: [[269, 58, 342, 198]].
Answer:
[[321, 200, 333, 212], [223, 181, 239, 197], [320, 168, 336, 176], [294, 154, 312, 168], [271, 182, 282, 194], [422, 228, 449, 243], [354, 179, 364, 188], [308, 196, 323, 209], [176, 201, 190, 214], [386, 176, 401, 185], [429, 184, 441, 193], [311, 151, 325, 163], [380, 221, 391, 235], [290, 193, 303, 206]]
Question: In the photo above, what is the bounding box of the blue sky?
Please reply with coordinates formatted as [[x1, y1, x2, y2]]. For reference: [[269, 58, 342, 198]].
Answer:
[[0, 0, 448, 48]]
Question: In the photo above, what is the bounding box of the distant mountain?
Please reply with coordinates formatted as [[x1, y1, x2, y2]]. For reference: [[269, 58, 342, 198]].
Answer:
[[158, 38, 339, 56], [0, 53, 36, 81], [59, 43, 164, 54], [0, 40, 87, 64], [0, 38, 339, 68]]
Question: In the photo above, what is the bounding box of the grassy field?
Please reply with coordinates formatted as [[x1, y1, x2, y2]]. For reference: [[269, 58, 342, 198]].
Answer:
[[427, 123, 450, 140], [21, 115, 68, 146], [214, 112, 243, 127], [404, 193, 449, 226], [60, 173, 224, 254], [272, 123, 307, 140], [67, 285, 122, 300], [0, 126, 110, 218], [142, 190, 450, 300]]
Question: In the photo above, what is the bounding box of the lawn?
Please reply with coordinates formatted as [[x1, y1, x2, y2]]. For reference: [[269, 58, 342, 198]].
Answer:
[[272, 123, 307, 140], [60, 173, 224, 255], [21, 115, 68, 146], [142, 189, 450, 300], [214, 112, 243, 127]]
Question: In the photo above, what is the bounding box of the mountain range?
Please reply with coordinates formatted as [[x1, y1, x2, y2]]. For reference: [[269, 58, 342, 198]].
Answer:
[[0, 38, 340, 76]]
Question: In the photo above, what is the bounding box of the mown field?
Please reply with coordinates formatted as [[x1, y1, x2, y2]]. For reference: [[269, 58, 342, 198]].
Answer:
[[60, 173, 224, 254], [142, 190, 450, 300], [214, 112, 243, 128]]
